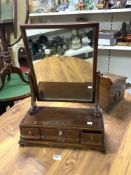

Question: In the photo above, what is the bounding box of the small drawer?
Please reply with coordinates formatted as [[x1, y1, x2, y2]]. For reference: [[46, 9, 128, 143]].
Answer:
[[20, 127, 40, 140], [81, 132, 103, 145], [41, 128, 79, 143]]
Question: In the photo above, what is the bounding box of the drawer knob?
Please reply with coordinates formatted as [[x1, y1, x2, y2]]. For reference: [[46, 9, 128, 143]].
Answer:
[[29, 130, 32, 135], [58, 131, 63, 136], [90, 136, 94, 141]]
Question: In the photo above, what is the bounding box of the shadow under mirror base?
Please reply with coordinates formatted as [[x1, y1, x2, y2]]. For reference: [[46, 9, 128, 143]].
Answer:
[[19, 106, 105, 152], [38, 82, 93, 102]]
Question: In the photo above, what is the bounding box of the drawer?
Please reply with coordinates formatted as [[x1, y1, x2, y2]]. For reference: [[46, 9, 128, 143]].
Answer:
[[41, 128, 79, 143], [20, 127, 40, 140], [81, 132, 103, 145]]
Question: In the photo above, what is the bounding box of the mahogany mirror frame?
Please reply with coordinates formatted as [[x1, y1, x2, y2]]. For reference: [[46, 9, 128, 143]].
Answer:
[[21, 22, 99, 103]]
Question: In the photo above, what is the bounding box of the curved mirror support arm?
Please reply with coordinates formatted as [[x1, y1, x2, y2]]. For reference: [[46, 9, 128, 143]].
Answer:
[[95, 71, 102, 117], [28, 72, 38, 115]]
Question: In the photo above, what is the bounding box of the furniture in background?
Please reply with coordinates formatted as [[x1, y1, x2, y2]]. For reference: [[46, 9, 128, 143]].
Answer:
[[0, 0, 29, 90], [99, 73, 127, 112], [0, 0, 30, 115], [0, 73, 30, 115]]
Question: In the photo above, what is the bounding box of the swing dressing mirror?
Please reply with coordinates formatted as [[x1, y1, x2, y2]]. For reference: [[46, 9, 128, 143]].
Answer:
[[19, 22, 105, 152], [21, 22, 99, 103]]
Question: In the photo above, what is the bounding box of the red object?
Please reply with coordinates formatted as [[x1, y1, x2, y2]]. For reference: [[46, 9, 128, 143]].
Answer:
[[20, 66, 29, 73], [122, 34, 131, 42]]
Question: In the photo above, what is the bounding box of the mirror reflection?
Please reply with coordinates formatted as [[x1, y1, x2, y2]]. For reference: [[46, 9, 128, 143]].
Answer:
[[25, 25, 97, 102]]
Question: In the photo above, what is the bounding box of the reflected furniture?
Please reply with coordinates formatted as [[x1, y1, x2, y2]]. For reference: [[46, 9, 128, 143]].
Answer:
[[19, 22, 105, 152]]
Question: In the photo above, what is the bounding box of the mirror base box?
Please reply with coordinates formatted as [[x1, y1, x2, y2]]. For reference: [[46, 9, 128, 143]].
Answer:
[[19, 106, 105, 152]]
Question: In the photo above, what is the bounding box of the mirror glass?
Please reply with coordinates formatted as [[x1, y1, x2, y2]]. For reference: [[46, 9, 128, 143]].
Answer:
[[0, 0, 13, 20], [22, 23, 98, 102]]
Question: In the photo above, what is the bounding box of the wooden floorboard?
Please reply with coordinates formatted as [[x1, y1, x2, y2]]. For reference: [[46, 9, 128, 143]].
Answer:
[[0, 91, 131, 175]]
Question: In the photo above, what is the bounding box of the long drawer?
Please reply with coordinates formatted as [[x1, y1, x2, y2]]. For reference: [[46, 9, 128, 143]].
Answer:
[[41, 128, 80, 143]]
